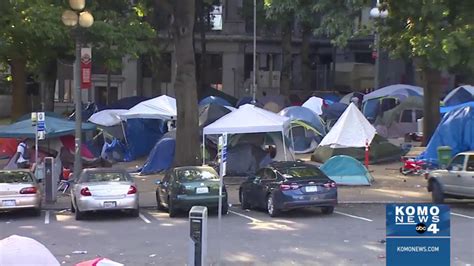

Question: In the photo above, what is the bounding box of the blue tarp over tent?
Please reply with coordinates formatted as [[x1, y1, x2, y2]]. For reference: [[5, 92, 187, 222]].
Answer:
[[0, 116, 96, 138], [320, 155, 374, 185], [124, 118, 167, 161], [443, 86, 474, 106], [420, 105, 474, 164], [141, 136, 175, 175], [440, 101, 474, 115]]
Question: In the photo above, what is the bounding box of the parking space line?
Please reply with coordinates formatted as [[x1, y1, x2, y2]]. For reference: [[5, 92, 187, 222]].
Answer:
[[139, 212, 151, 223], [44, 211, 50, 224], [229, 210, 263, 223], [334, 211, 373, 222], [452, 212, 474, 220]]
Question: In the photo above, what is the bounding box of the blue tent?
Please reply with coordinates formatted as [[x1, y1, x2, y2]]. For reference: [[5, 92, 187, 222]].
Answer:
[[279, 106, 325, 135], [0, 116, 96, 138], [443, 86, 474, 106], [419, 105, 474, 164], [199, 96, 232, 107], [141, 137, 175, 175], [440, 101, 474, 115], [124, 118, 167, 161], [320, 155, 374, 185]]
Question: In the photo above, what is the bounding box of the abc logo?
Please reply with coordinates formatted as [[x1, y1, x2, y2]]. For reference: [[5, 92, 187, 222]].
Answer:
[[415, 223, 427, 234]]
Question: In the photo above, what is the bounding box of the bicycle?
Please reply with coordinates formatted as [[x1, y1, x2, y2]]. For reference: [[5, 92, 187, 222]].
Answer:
[[57, 179, 72, 194]]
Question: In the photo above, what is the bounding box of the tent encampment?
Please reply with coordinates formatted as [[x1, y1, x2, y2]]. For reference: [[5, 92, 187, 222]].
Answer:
[[302, 96, 325, 115], [199, 96, 232, 107], [340, 92, 364, 105], [320, 155, 374, 185], [442, 85, 474, 106], [375, 96, 424, 138], [312, 103, 402, 163], [199, 103, 232, 130], [141, 132, 176, 175], [88, 109, 128, 127], [419, 105, 474, 164], [124, 118, 168, 161], [120, 95, 177, 120]]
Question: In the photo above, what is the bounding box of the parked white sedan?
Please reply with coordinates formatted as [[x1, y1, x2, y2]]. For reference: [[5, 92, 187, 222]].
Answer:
[[427, 151, 474, 203], [71, 168, 139, 220], [0, 170, 42, 216]]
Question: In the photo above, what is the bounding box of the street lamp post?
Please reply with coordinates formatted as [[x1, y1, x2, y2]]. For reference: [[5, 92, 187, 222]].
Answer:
[[61, 0, 94, 177], [251, 0, 257, 104], [370, 1, 388, 90]]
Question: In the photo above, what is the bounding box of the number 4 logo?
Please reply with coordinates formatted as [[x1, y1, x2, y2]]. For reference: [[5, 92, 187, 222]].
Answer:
[[427, 223, 440, 234]]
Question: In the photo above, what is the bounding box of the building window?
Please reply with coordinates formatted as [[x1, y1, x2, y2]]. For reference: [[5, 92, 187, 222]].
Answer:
[[210, 2, 223, 31]]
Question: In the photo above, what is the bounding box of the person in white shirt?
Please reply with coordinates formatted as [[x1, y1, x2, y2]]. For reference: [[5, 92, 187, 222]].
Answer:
[[16, 139, 30, 169]]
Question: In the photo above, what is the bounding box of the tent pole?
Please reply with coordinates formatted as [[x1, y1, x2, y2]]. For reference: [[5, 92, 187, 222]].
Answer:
[[282, 131, 287, 161], [120, 121, 128, 145], [202, 134, 205, 165]]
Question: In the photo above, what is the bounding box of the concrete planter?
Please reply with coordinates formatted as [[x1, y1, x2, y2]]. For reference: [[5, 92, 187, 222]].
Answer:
[[0, 95, 12, 118]]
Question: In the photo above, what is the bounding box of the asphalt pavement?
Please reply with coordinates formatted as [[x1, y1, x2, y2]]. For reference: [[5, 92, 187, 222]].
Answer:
[[1, 203, 473, 265]]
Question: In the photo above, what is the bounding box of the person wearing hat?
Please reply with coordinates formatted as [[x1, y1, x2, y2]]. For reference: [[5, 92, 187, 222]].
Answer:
[[16, 138, 30, 169]]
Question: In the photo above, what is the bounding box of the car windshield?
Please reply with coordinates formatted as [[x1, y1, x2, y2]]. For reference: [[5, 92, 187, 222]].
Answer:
[[80, 172, 130, 183], [278, 166, 328, 181], [0, 171, 34, 183], [177, 169, 218, 182]]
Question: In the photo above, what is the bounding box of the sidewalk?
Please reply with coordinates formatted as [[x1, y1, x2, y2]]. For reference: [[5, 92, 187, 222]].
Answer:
[[42, 162, 432, 210]]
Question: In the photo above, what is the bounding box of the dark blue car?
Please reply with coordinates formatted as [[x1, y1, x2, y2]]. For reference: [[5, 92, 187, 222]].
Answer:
[[239, 161, 337, 217]]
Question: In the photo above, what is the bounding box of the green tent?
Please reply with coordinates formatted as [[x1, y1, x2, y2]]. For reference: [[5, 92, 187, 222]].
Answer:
[[311, 134, 403, 164]]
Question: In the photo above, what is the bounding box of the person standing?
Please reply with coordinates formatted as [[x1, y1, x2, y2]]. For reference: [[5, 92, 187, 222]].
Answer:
[[16, 139, 30, 169]]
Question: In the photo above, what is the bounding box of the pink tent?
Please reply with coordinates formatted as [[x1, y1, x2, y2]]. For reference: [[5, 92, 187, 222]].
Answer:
[[76, 258, 123, 266]]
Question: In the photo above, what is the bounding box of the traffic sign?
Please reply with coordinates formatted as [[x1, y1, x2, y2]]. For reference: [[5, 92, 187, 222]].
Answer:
[[37, 131, 45, 140], [37, 112, 45, 122]]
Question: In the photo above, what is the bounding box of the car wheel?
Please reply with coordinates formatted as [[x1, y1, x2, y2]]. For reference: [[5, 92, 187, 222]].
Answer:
[[70, 201, 75, 213], [130, 208, 140, 217], [75, 201, 84, 221], [221, 200, 229, 215], [168, 198, 178, 218], [431, 181, 445, 203], [156, 192, 165, 211], [240, 190, 250, 210], [321, 206, 335, 214], [266, 194, 280, 217]]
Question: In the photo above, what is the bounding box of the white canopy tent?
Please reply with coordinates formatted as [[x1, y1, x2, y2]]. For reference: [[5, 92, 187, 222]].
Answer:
[[302, 96, 324, 115], [0, 235, 60, 266], [202, 104, 294, 163], [319, 103, 376, 148], [120, 95, 177, 120], [88, 109, 128, 126]]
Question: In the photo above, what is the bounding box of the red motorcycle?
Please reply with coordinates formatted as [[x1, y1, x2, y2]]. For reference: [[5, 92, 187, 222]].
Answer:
[[399, 157, 428, 175]]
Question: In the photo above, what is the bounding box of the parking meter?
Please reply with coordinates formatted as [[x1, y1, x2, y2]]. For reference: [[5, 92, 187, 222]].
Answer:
[[44, 157, 57, 203], [189, 206, 208, 266]]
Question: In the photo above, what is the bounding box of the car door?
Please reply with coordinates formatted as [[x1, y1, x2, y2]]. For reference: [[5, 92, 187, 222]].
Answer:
[[247, 169, 265, 207], [443, 155, 466, 195], [159, 171, 172, 204], [458, 155, 474, 197], [255, 168, 278, 208]]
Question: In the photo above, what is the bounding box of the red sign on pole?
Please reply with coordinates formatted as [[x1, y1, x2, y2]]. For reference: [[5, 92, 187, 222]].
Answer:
[[81, 47, 92, 89]]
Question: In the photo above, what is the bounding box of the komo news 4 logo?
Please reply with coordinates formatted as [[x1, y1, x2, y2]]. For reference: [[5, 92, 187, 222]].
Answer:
[[386, 204, 450, 237]]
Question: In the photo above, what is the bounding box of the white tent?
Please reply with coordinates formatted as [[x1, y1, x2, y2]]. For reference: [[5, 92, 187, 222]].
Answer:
[[88, 109, 128, 126], [203, 104, 293, 161], [302, 96, 324, 115], [120, 95, 177, 120], [319, 103, 376, 148], [0, 235, 60, 266]]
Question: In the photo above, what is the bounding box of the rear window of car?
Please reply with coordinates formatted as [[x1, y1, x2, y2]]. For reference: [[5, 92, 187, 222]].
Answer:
[[81, 172, 130, 183], [278, 166, 328, 181], [0, 171, 34, 183], [176, 169, 218, 182]]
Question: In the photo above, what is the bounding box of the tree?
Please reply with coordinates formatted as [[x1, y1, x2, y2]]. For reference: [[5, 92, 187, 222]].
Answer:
[[380, 0, 474, 144]]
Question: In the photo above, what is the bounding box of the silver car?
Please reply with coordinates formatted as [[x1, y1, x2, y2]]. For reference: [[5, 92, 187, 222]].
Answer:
[[0, 170, 42, 216], [71, 168, 139, 220], [427, 151, 474, 203]]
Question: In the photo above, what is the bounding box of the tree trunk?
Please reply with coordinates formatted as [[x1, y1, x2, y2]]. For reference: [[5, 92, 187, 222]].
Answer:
[[301, 24, 311, 91], [10, 57, 28, 120], [422, 67, 442, 146], [172, 0, 200, 166], [280, 18, 293, 96]]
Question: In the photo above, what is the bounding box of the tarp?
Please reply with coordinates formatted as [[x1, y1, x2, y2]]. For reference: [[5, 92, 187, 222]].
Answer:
[[88, 109, 128, 127], [141, 136, 175, 175], [203, 104, 290, 135], [199, 103, 232, 130], [375, 96, 424, 138], [319, 103, 376, 148], [76, 258, 123, 266], [420, 105, 474, 163], [60, 135, 95, 159], [279, 106, 326, 136], [124, 118, 168, 161], [443, 85, 474, 106], [0, 116, 96, 138], [320, 155, 374, 185], [312, 134, 403, 163], [199, 96, 232, 107], [0, 235, 60, 266], [440, 101, 474, 115], [120, 95, 177, 120], [0, 138, 17, 159], [302, 96, 325, 115], [15, 112, 64, 122]]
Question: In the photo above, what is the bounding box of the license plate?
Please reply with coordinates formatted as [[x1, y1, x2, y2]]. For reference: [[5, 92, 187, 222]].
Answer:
[[305, 186, 318, 192], [2, 200, 16, 207], [196, 187, 209, 194], [104, 201, 117, 208]]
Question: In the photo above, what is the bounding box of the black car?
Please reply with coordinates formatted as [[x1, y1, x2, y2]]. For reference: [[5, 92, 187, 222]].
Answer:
[[239, 161, 337, 217]]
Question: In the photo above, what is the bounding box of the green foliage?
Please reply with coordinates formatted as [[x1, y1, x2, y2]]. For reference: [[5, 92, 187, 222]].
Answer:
[[380, 0, 474, 73]]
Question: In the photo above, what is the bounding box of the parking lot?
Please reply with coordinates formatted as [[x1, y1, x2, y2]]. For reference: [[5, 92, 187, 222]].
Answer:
[[1, 203, 473, 265]]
